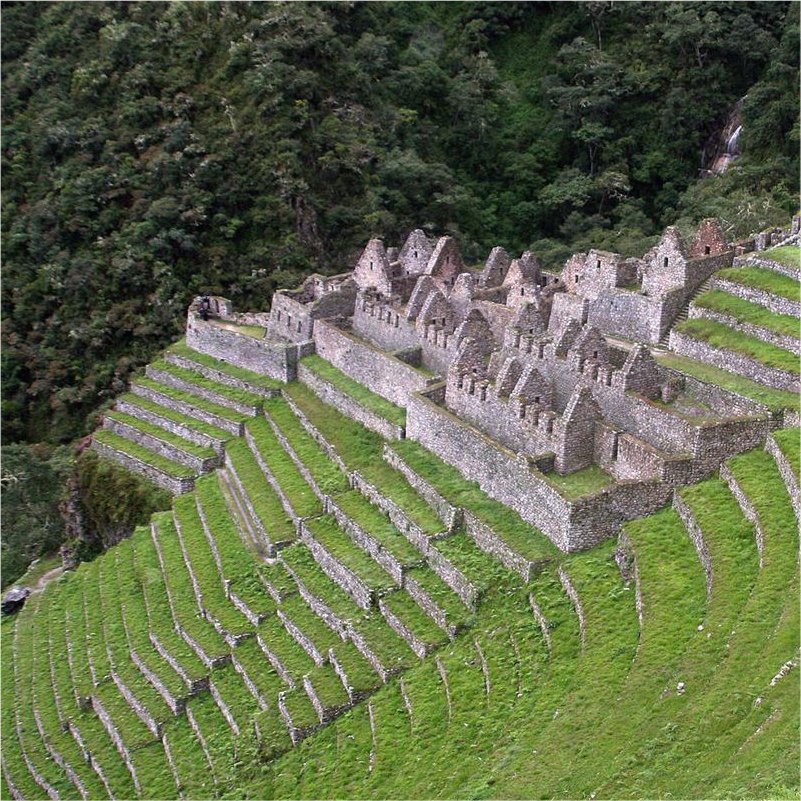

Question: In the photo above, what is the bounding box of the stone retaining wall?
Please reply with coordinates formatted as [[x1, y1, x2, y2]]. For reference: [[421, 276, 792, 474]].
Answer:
[[281, 392, 349, 473], [244, 428, 301, 524], [719, 462, 765, 568], [709, 276, 800, 318], [223, 455, 277, 556], [765, 434, 800, 522], [382, 445, 461, 530], [669, 330, 799, 392], [278, 609, 326, 666], [187, 311, 306, 382], [116, 398, 226, 452], [130, 383, 243, 436], [313, 319, 437, 407], [403, 575, 459, 637], [299, 521, 374, 610], [264, 409, 327, 502], [146, 366, 260, 416], [325, 496, 415, 585], [688, 305, 799, 355], [378, 599, 432, 658], [103, 417, 219, 473], [672, 491, 713, 601], [735, 253, 801, 280], [463, 511, 547, 583], [90, 439, 195, 495], [164, 352, 282, 397], [298, 363, 405, 441], [425, 545, 480, 609], [349, 471, 442, 553]]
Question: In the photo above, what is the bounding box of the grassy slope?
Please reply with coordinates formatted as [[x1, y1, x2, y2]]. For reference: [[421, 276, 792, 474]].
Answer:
[[716, 266, 800, 302], [694, 288, 800, 338], [675, 318, 800, 373]]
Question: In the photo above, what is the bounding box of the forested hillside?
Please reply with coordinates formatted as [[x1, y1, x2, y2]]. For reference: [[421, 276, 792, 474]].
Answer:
[[1, 1, 798, 582]]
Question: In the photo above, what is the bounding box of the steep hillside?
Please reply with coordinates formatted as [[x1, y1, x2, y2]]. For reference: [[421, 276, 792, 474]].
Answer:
[[3, 2, 798, 444], [2, 341, 798, 799]]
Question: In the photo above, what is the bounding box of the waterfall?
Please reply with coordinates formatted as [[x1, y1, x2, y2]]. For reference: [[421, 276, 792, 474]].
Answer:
[[700, 99, 745, 177]]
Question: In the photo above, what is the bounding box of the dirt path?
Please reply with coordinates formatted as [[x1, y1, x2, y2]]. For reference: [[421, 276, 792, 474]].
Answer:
[[32, 566, 65, 593]]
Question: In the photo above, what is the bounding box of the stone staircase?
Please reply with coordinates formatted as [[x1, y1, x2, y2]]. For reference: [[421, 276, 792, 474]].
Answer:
[[658, 276, 715, 348]]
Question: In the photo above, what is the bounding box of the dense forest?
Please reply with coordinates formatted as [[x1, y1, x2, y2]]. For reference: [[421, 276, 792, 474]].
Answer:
[[1, 1, 798, 583]]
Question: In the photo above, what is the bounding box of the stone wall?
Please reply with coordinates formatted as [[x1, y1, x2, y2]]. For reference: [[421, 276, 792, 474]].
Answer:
[[102, 417, 219, 474], [709, 277, 801, 318], [115, 398, 226, 452], [187, 312, 308, 382], [382, 444, 460, 530], [735, 253, 801, 281], [352, 298, 419, 353], [764, 434, 801, 522], [313, 319, 437, 407], [669, 330, 799, 392], [688, 305, 800, 355], [130, 383, 243, 436], [297, 363, 405, 441], [90, 439, 194, 495], [587, 291, 662, 343], [164, 353, 282, 397]]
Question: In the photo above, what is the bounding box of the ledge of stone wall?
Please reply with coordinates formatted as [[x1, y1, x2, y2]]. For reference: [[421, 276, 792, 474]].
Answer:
[[764, 434, 801, 523], [90, 439, 194, 495], [103, 417, 219, 473], [164, 352, 282, 398], [734, 253, 801, 281], [146, 366, 261, 416], [130, 383, 243, 436], [116, 398, 226, 452], [298, 363, 406, 441], [709, 277, 801, 318], [688, 305, 799, 355], [669, 330, 799, 393]]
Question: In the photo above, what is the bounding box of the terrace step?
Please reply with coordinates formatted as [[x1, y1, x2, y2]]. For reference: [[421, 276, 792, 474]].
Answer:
[[91, 431, 196, 495], [146, 361, 265, 415], [659, 276, 715, 347], [130, 379, 246, 436], [116, 394, 229, 452], [103, 411, 220, 474], [164, 346, 282, 397]]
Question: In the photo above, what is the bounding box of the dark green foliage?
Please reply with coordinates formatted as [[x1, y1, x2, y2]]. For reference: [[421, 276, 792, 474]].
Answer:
[[2, 2, 797, 445], [73, 448, 171, 554], [0, 443, 73, 588]]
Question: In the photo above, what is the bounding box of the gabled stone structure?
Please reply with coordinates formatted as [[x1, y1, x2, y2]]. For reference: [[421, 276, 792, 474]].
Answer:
[[185, 216, 781, 552]]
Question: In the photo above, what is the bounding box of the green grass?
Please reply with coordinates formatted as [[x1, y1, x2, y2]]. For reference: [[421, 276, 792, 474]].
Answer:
[[117, 392, 232, 441], [105, 411, 217, 459], [149, 359, 266, 408], [405, 566, 473, 629], [213, 320, 267, 339], [301, 354, 407, 427], [264, 397, 350, 495], [284, 382, 443, 534], [93, 429, 196, 478], [279, 543, 364, 623], [773, 427, 800, 477], [304, 663, 351, 710], [763, 245, 801, 268], [544, 463, 615, 498], [380, 591, 448, 652], [7, 551, 61, 590], [247, 417, 322, 519], [303, 516, 397, 595], [694, 288, 800, 338], [225, 438, 297, 545], [168, 339, 282, 390], [656, 352, 799, 411], [716, 266, 800, 302], [333, 489, 422, 566], [392, 440, 558, 561], [135, 377, 249, 423], [675, 318, 800, 374]]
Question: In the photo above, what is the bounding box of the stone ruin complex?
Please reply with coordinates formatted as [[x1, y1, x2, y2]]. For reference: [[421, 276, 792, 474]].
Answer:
[[185, 217, 800, 553]]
